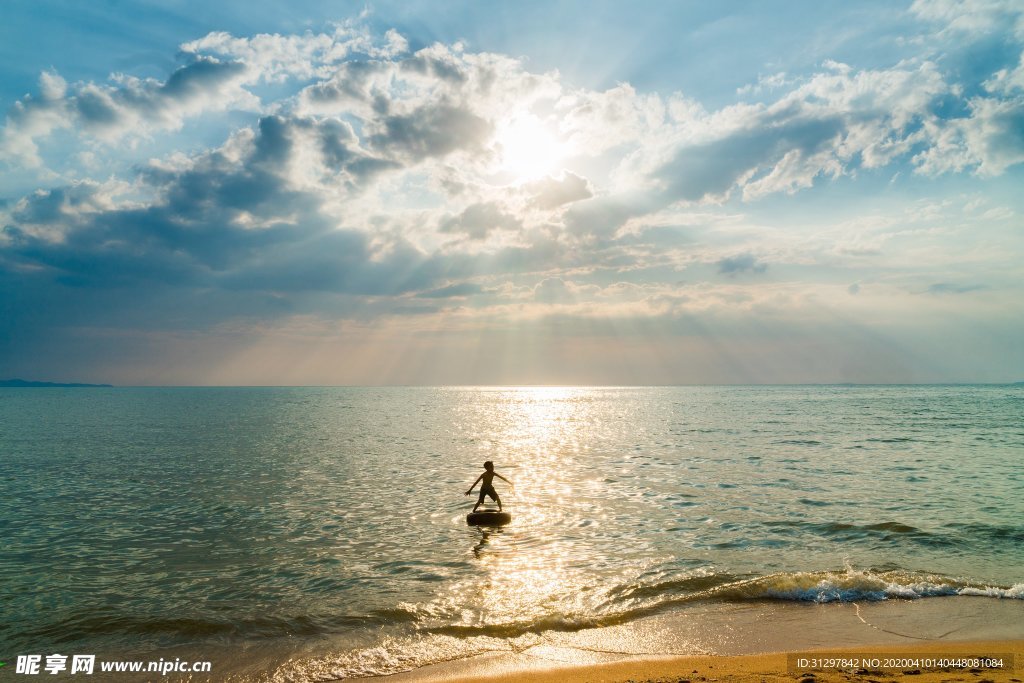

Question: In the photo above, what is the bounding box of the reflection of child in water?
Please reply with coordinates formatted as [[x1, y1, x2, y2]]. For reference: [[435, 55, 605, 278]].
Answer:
[[465, 461, 513, 512]]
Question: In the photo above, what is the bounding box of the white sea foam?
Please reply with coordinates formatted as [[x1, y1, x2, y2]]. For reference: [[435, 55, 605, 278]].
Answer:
[[270, 634, 519, 680], [958, 583, 1024, 599], [729, 569, 1023, 603]]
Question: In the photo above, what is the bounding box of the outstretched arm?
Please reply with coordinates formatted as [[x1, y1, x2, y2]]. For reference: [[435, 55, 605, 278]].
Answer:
[[495, 473, 514, 489], [465, 474, 483, 495]]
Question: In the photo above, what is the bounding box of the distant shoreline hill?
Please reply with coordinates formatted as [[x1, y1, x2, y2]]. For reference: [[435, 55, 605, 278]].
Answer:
[[0, 378, 113, 388]]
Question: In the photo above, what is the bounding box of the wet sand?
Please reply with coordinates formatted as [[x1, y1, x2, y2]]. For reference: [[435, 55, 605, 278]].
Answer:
[[34, 598, 1021, 681], [391, 640, 1020, 683], [377, 598, 1023, 683]]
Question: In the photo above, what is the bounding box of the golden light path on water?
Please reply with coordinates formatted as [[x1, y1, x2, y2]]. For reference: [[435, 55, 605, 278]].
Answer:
[[425, 387, 635, 632], [4, 385, 1021, 681]]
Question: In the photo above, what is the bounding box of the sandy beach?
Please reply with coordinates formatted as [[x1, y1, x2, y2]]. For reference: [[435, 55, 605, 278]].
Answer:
[[371, 598, 1023, 683], [381, 640, 1021, 683]]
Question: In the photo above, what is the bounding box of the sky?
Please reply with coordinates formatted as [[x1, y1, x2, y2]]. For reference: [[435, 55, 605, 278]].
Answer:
[[1, 0, 1023, 385]]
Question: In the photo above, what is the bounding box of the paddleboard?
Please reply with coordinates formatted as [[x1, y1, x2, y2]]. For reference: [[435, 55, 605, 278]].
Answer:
[[466, 509, 512, 526]]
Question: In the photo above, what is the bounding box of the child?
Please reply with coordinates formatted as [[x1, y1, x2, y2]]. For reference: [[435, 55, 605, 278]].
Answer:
[[465, 461, 513, 512]]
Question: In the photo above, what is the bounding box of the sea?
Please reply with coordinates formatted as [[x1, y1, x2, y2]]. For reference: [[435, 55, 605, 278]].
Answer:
[[1, 385, 1022, 680]]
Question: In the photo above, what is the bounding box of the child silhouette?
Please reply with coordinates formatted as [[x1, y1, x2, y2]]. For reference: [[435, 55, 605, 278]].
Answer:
[[465, 461, 513, 512]]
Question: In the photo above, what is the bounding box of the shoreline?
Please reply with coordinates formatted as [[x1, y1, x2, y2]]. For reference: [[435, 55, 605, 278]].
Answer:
[[10, 597, 1021, 681], [377, 639, 1022, 683], [368, 598, 1024, 683]]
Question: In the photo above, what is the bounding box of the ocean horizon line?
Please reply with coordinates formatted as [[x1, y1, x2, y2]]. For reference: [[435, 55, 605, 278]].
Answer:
[[5, 380, 1023, 389]]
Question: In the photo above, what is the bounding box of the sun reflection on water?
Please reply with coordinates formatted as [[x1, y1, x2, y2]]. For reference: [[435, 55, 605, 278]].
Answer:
[[445, 387, 619, 630]]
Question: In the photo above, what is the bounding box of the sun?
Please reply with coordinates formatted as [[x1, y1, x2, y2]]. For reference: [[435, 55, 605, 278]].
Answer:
[[494, 113, 565, 182]]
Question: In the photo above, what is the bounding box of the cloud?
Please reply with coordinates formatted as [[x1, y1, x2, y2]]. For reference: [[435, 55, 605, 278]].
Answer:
[[179, 24, 409, 82], [914, 94, 1024, 175], [533, 277, 576, 304], [985, 51, 1024, 95], [11, 181, 115, 225], [555, 83, 666, 156], [0, 24, 416, 170], [416, 282, 486, 298], [648, 60, 960, 203], [7, 18, 1023, 196], [926, 282, 986, 294], [526, 172, 593, 209], [438, 201, 522, 240], [2, 113, 462, 298], [368, 103, 492, 161], [1, 58, 258, 167], [315, 117, 402, 182], [656, 115, 845, 202], [717, 253, 768, 276], [911, 0, 1024, 40], [562, 194, 656, 239], [3, 19, 1024, 384]]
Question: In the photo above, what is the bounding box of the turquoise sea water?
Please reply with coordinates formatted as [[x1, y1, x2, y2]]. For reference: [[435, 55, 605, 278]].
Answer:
[[1, 385, 1022, 678]]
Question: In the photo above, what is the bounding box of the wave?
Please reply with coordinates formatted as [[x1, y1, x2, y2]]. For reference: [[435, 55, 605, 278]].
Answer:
[[767, 520, 929, 535], [753, 519, 1024, 554], [16, 606, 420, 649], [710, 569, 1024, 603], [55, 570, 1016, 646], [761, 520, 954, 547], [271, 633, 522, 681], [596, 565, 1023, 619], [943, 522, 1024, 544], [415, 569, 1024, 642], [270, 569, 1024, 680], [16, 568, 1020, 674]]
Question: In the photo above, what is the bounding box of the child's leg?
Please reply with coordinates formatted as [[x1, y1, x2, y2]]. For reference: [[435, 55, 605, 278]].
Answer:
[[474, 490, 486, 512], [492, 492, 502, 511]]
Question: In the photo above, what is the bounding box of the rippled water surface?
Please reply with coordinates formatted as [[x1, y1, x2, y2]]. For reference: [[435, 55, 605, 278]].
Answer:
[[1, 386, 1022, 675]]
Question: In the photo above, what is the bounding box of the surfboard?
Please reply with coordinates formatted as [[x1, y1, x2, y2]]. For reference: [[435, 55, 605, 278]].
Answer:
[[466, 509, 512, 526]]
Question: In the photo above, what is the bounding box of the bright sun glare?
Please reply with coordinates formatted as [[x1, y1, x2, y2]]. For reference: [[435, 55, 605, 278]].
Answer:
[[495, 114, 565, 182]]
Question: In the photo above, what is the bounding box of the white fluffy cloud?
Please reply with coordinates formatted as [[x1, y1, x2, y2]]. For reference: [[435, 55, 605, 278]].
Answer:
[[0, 58, 262, 167], [0, 23, 410, 168], [3, 10, 1024, 384], [6, 14, 1023, 198], [911, 0, 1024, 39], [913, 95, 1024, 175]]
